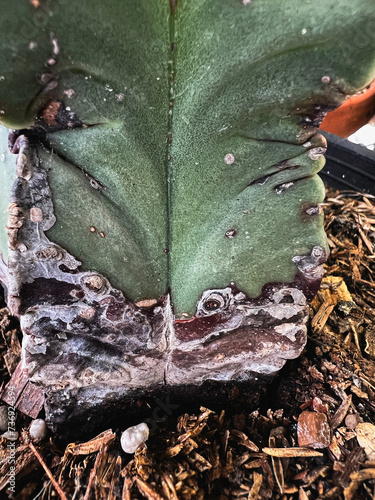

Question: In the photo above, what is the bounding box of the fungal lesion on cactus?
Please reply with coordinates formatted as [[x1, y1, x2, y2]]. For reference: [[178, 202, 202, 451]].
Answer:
[[196, 289, 232, 317]]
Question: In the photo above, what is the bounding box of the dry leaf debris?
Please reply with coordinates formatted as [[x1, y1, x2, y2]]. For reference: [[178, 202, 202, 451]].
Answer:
[[0, 189, 374, 498]]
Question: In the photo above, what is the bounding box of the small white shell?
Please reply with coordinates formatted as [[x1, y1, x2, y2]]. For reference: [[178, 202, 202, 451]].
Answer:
[[29, 419, 48, 440], [120, 422, 149, 454]]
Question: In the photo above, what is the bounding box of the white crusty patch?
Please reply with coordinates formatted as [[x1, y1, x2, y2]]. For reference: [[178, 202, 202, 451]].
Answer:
[[274, 323, 303, 342]]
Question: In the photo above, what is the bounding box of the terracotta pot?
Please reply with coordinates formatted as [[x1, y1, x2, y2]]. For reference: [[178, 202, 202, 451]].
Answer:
[[320, 79, 375, 138]]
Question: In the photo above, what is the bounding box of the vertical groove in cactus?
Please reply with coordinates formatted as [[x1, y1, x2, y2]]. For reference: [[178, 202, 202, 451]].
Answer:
[[0, 0, 375, 428]]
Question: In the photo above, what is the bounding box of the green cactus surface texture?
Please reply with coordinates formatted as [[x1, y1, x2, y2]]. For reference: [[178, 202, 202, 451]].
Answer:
[[0, 0, 375, 317]]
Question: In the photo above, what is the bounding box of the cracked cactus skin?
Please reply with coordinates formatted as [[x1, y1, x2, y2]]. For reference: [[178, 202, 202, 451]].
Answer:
[[0, 0, 375, 429]]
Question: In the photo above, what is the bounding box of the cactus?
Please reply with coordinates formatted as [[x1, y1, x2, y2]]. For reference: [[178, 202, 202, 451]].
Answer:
[[0, 0, 374, 429]]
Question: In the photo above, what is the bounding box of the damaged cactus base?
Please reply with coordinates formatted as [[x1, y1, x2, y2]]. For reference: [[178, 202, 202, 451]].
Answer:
[[0, 135, 326, 434], [46, 379, 273, 441], [3, 363, 271, 441]]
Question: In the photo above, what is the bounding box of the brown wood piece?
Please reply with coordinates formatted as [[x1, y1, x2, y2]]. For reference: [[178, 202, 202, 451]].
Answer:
[[1, 362, 44, 418]]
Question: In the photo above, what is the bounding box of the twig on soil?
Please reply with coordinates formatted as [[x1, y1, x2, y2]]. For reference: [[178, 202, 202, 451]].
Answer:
[[29, 442, 68, 500]]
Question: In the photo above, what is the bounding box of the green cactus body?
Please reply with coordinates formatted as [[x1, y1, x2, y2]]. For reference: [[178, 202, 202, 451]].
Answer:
[[1, 0, 374, 315]]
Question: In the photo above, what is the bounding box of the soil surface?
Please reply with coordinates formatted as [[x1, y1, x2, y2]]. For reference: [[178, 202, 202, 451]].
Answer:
[[0, 188, 375, 499]]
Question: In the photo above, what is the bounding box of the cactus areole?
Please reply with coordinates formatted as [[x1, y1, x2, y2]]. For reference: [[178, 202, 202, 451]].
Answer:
[[0, 0, 374, 430]]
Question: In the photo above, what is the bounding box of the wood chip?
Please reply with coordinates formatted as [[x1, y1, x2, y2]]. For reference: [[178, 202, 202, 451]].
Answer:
[[350, 385, 369, 399], [262, 448, 323, 458], [344, 469, 375, 500], [29, 443, 68, 500], [65, 429, 116, 456], [135, 476, 164, 500], [230, 430, 259, 452], [355, 423, 375, 460], [269, 435, 284, 494], [248, 471, 263, 499], [83, 445, 108, 500], [311, 277, 353, 333], [330, 395, 352, 430]]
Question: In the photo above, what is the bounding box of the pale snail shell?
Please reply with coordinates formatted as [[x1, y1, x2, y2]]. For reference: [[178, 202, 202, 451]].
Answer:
[[120, 422, 149, 454]]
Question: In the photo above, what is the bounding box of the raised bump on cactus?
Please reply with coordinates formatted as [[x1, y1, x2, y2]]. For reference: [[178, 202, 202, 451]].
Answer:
[[0, 0, 375, 430]]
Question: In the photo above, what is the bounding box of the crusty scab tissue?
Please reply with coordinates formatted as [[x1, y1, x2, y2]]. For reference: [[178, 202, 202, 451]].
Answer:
[[2, 135, 326, 430]]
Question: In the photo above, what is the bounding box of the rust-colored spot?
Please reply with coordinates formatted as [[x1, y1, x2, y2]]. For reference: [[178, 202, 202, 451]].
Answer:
[[174, 314, 230, 341], [80, 307, 96, 319], [86, 276, 103, 291], [106, 300, 126, 321], [136, 299, 158, 309], [36, 245, 64, 261], [70, 289, 85, 300], [41, 101, 61, 126], [99, 231, 106, 238], [16, 153, 33, 180], [8, 215, 24, 229], [8, 203, 23, 218], [30, 207, 43, 223], [6, 227, 19, 248], [81, 274, 107, 294]]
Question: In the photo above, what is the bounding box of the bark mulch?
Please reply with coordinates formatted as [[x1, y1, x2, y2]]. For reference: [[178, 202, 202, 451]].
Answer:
[[0, 188, 375, 499]]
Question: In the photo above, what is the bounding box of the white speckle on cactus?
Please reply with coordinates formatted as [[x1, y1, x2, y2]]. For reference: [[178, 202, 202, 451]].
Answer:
[[243, 0, 251, 4], [224, 153, 235, 165], [321, 75, 331, 84], [30, 419, 48, 440], [51, 37, 60, 56], [121, 422, 149, 454], [0, 405, 8, 432], [64, 89, 75, 98]]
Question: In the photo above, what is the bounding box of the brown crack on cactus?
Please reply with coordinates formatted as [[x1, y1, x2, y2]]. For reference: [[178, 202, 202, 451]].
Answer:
[[0, 0, 375, 432]]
